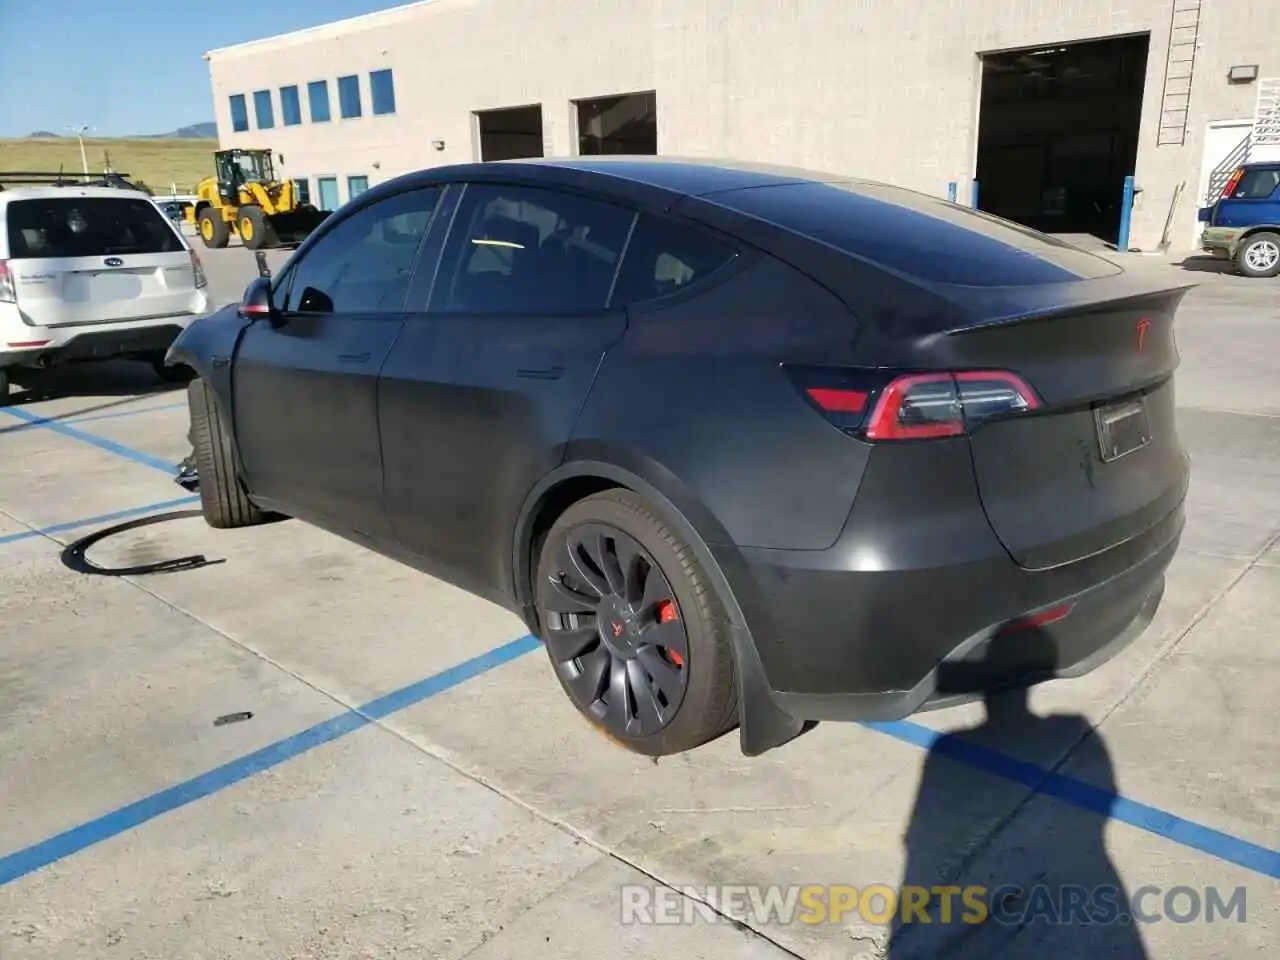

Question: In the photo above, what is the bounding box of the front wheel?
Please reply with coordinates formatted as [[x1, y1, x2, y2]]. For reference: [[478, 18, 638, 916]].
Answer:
[[534, 489, 738, 756], [1236, 232, 1280, 279], [187, 378, 268, 529]]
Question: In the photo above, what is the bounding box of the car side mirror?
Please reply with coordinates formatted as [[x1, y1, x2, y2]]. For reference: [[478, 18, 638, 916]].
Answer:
[[238, 276, 280, 325]]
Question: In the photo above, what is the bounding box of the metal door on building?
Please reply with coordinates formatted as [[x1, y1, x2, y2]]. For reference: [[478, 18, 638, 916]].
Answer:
[[1194, 120, 1254, 250], [348, 175, 370, 199]]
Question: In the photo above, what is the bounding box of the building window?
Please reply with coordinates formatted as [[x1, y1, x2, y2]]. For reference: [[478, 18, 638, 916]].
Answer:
[[253, 90, 274, 130], [229, 94, 249, 133], [370, 69, 396, 115], [316, 176, 340, 211], [575, 91, 657, 155], [338, 75, 362, 119], [280, 85, 302, 126], [294, 178, 311, 205], [308, 80, 331, 123], [348, 175, 370, 198]]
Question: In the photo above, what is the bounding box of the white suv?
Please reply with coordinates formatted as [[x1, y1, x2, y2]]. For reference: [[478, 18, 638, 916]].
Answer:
[[0, 185, 210, 403]]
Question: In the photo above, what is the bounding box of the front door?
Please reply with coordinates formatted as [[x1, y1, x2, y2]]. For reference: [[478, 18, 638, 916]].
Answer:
[[379, 182, 635, 599], [231, 184, 444, 540]]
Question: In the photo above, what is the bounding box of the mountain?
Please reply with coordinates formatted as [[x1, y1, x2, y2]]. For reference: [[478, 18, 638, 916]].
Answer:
[[131, 122, 218, 140], [27, 130, 61, 138]]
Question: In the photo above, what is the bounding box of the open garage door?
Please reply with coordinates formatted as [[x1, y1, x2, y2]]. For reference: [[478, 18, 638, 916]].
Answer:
[[476, 105, 545, 162], [975, 35, 1149, 246]]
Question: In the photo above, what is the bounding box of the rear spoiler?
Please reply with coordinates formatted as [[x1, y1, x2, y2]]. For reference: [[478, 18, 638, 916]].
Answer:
[[0, 171, 145, 192]]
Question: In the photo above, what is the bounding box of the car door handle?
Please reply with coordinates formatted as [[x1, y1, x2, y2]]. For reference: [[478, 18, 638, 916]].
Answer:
[[338, 351, 372, 364], [516, 366, 564, 380]]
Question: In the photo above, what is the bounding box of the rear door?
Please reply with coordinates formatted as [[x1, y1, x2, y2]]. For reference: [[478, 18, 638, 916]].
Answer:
[[379, 181, 634, 597], [4, 194, 198, 327], [231, 185, 443, 540], [1212, 165, 1280, 227]]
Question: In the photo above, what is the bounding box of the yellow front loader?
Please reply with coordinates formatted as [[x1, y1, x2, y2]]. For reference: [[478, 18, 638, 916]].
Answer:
[[186, 148, 327, 251]]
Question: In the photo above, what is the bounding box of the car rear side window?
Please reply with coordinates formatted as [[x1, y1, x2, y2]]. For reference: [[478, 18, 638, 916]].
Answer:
[[431, 184, 635, 315], [280, 186, 441, 315], [5, 196, 184, 259], [1231, 168, 1280, 200], [703, 180, 1123, 286], [610, 214, 739, 307]]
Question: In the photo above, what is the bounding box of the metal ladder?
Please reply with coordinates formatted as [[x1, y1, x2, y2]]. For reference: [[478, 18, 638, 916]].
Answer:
[[1157, 0, 1204, 147]]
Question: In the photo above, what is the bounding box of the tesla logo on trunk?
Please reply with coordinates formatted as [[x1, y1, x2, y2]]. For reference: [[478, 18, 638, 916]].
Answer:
[[1135, 318, 1151, 353], [104, 257, 123, 267]]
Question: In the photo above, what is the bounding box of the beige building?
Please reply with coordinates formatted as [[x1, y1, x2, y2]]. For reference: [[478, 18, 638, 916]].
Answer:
[[205, 0, 1280, 253]]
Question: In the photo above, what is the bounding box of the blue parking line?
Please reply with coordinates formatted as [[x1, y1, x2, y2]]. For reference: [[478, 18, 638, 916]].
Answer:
[[63, 403, 186, 426], [0, 627, 1276, 888], [0, 635, 541, 887], [0, 496, 199, 546], [0, 406, 175, 473], [865, 720, 1280, 881]]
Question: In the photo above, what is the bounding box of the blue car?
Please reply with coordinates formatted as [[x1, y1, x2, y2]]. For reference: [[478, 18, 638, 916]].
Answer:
[[1198, 161, 1280, 278]]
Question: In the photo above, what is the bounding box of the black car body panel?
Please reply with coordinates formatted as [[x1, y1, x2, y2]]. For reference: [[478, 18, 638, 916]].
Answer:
[[167, 156, 1194, 756]]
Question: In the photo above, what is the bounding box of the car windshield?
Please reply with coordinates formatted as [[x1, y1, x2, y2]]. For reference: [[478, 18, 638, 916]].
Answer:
[[5, 196, 185, 259]]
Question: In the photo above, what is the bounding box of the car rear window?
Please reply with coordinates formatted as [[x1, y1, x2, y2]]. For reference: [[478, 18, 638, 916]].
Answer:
[[5, 196, 184, 260], [1230, 168, 1280, 200], [702, 180, 1122, 286]]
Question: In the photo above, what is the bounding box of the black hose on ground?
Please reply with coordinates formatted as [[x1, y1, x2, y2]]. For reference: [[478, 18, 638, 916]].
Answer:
[[60, 509, 224, 577]]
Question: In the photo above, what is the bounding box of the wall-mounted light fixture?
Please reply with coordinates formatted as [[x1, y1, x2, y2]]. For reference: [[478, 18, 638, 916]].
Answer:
[[1228, 64, 1259, 84], [432, 140, 446, 151]]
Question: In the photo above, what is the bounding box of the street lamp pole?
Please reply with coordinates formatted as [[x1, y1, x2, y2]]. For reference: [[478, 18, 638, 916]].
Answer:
[[65, 125, 92, 181]]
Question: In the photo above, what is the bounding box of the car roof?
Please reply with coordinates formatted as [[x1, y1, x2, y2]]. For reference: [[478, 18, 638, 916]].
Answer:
[[0, 185, 158, 207]]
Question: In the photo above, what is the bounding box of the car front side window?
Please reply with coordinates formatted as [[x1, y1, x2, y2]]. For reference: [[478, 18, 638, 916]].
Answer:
[[281, 186, 442, 315]]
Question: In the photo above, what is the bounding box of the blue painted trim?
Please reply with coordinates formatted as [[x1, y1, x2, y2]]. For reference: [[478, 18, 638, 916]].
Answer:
[[1117, 175, 1136, 252], [0, 497, 199, 546]]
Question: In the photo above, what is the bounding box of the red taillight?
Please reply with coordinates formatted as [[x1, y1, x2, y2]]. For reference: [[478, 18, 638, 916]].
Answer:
[[1220, 167, 1245, 200], [788, 365, 1040, 441], [805, 387, 868, 414], [0, 259, 15, 304], [998, 601, 1075, 635], [864, 370, 1039, 440]]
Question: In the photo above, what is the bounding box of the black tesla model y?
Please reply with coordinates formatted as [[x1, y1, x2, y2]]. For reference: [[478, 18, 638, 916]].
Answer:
[[168, 157, 1193, 758]]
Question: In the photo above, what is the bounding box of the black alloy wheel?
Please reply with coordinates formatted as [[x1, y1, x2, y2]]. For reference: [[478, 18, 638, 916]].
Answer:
[[539, 521, 691, 738]]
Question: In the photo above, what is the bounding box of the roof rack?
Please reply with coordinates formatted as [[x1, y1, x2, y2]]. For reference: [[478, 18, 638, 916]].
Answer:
[[0, 171, 144, 192]]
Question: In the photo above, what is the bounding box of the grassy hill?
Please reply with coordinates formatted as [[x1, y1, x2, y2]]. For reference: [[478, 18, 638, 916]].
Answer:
[[0, 137, 217, 194]]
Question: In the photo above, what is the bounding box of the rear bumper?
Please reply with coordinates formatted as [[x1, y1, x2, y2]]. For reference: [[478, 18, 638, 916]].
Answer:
[[1200, 226, 1244, 255], [714, 443, 1186, 724], [0, 311, 202, 368]]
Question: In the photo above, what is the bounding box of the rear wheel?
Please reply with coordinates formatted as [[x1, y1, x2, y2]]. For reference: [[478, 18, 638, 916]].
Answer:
[[187, 377, 267, 529], [0, 368, 10, 406], [1236, 232, 1280, 278], [198, 208, 230, 249], [238, 205, 278, 251], [534, 489, 738, 756]]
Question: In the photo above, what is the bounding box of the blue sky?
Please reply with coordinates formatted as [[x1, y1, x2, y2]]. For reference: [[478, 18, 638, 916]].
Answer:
[[0, 0, 405, 137]]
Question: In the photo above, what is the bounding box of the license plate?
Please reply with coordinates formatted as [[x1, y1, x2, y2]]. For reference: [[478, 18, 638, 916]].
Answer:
[[1094, 397, 1152, 462]]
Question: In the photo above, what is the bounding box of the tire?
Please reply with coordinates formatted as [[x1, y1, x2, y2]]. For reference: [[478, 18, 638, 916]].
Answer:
[[198, 208, 230, 249], [238, 205, 278, 251], [1235, 232, 1280, 279], [187, 377, 267, 529], [0, 367, 10, 406], [534, 488, 738, 756]]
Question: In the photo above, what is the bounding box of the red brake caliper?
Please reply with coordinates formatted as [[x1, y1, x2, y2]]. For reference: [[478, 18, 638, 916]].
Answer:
[[656, 600, 683, 667]]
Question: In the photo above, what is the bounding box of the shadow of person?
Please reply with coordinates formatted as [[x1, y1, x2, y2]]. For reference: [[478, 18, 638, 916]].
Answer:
[[886, 627, 1149, 960]]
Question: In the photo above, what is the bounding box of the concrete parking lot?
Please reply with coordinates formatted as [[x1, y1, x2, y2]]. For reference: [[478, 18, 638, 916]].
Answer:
[[1, 245, 1277, 959]]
